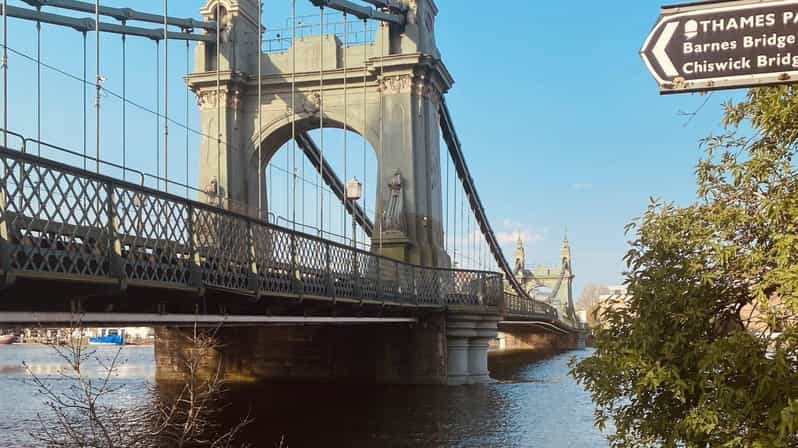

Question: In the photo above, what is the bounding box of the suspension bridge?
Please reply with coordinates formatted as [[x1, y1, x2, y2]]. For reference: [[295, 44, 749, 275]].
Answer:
[[0, 0, 585, 385]]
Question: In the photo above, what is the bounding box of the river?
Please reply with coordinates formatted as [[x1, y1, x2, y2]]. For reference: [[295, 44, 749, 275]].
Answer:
[[0, 345, 607, 447]]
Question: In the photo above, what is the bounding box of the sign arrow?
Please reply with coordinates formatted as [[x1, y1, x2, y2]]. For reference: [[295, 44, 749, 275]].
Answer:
[[653, 21, 679, 78]]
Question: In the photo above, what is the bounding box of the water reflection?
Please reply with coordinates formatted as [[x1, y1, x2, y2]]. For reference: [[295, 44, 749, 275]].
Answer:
[[0, 345, 156, 447], [0, 345, 607, 447]]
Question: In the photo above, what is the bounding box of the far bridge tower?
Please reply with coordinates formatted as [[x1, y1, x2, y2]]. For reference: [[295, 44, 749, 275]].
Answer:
[[512, 232, 576, 319]]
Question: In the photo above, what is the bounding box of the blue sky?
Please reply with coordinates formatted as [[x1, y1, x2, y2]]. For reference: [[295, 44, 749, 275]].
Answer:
[[1, 0, 744, 295], [437, 0, 744, 294]]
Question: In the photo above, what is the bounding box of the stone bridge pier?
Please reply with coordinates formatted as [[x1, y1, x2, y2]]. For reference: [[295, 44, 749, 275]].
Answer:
[[154, 313, 500, 386], [491, 323, 587, 354]]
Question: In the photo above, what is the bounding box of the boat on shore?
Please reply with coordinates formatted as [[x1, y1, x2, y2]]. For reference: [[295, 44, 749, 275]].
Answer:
[[88, 329, 124, 346], [0, 334, 16, 345], [88, 335, 124, 345]]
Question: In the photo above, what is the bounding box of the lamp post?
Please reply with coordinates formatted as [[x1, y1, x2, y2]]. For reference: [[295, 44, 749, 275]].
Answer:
[[346, 177, 362, 250], [346, 177, 362, 282]]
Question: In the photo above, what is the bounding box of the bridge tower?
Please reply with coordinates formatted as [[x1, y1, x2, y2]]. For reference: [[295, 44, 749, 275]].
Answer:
[[513, 234, 525, 276], [514, 232, 577, 319], [557, 232, 576, 319], [187, 0, 452, 268]]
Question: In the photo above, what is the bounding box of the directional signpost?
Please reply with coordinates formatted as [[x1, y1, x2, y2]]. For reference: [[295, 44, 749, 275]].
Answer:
[[642, 0, 798, 93]]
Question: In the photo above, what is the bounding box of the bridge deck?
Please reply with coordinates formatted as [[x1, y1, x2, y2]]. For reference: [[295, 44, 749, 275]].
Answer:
[[0, 146, 581, 332], [0, 147, 503, 313]]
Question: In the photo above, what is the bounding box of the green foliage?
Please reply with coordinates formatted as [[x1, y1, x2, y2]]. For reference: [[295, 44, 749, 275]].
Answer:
[[571, 86, 798, 447]]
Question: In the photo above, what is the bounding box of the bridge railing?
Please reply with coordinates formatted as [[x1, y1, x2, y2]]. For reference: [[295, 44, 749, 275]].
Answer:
[[263, 12, 379, 54], [0, 145, 503, 310], [503, 292, 559, 320]]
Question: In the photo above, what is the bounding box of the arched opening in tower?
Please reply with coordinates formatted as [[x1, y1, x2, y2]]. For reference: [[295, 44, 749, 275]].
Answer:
[[262, 127, 379, 251]]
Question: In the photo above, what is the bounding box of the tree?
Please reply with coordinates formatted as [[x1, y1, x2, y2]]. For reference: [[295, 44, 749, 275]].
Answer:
[[576, 284, 611, 327], [575, 284, 602, 312], [571, 86, 798, 447], [26, 321, 254, 448]]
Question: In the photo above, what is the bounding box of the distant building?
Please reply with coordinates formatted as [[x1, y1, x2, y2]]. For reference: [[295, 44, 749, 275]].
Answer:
[[16, 327, 154, 345], [599, 285, 629, 303], [87, 327, 154, 345], [591, 286, 630, 328]]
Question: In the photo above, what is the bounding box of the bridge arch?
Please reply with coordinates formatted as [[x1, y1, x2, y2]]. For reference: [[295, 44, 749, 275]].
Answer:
[[249, 111, 380, 169], [251, 113, 381, 245]]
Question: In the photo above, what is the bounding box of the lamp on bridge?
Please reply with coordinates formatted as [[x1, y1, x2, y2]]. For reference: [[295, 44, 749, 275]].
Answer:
[[346, 177, 362, 250]]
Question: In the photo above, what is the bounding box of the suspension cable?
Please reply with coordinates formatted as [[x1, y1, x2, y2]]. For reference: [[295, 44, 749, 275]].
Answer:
[[474, 217, 478, 269], [36, 8, 41, 155], [257, 0, 262, 219], [2, 35, 305, 214], [94, 0, 100, 173], [302, 119, 305, 226], [318, 5, 325, 237], [484, 234, 488, 271], [311, 149, 315, 226], [0, 6, 408, 248], [1, 22, 406, 250], [469, 218, 473, 269], [82, 31, 86, 167], [472, 215, 476, 269], [362, 18, 367, 248], [304, 23, 315, 227], [327, 187, 332, 239], [185, 39, 189, 198], [155, 40, 160, 187], [452, 161, 458, 266], [378, 20, 384, 251], [2, 0, 6, 147], [215, 2, 221, 206], [291, 0, 296, 231], [462, 188, 466, 267], [342, 12, 348, 243], [268, 161, 273, 221], [445, 148, 449, 255], [460, 177, 465, 268], [479, 235, 484, 270], [5, 42, 208, 166], [163, 0, 168, 193], [121, 26, 126, 181], [467, 209, 472, 268]]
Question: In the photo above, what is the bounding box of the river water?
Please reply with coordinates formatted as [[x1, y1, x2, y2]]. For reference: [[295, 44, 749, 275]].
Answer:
[[0, 345, 607, 447]]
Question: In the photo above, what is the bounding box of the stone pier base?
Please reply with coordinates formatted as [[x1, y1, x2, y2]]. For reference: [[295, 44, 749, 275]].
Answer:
[[154, 312, 506, 386], [155, 315, 448, 385], [445, 313, 500, 386], [491, 327, 586, 353]]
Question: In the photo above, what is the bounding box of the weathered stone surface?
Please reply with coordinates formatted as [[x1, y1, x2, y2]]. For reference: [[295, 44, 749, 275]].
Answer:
[[445, 313, 500, 385], [155, 314, 448, 385], [187, 0, 452, 268], [490, 330, 582, 353]]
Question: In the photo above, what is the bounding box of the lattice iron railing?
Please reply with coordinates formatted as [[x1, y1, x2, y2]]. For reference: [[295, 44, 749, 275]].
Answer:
[[503, 292, 559, 320], [0, 145, 506, 310]]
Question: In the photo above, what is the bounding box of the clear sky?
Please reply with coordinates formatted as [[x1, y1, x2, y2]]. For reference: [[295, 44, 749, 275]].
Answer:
[[436, 0, 743, 294], [1, 0, 743, 295]]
